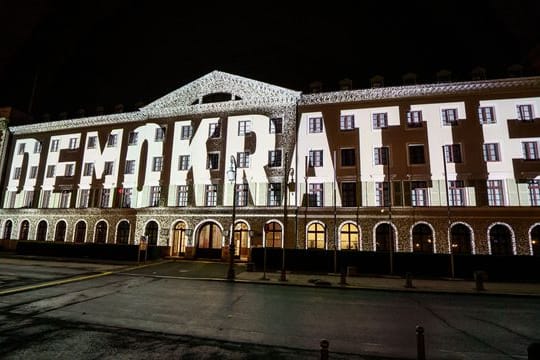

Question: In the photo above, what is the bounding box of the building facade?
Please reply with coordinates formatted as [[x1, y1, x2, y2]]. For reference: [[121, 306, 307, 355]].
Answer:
[[1, 71, 539, 259]]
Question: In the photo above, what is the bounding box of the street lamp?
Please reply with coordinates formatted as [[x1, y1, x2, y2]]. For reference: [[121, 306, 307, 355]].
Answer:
[[226, 155, 238, 281], [280, 152, 293, 282]]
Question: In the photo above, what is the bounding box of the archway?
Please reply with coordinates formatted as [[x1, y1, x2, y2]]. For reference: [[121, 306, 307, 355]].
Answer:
[[3, 220, 12, 240], [234, 222, 250, 260], [306, 222, 326, 249], [412, 223, 433, 253], [340, 223, 359, 250], [375, 223, 394, 252], [19, 220, 30, 240], [74, 221, 86, 243], [450, 223, 472, 254], [116, 221, 130, 244], [489, 224, 513, 255], [54, 221, 66, 242], [264, 221, 282, 248], [171, 221, 187, 256], [36, 220, 47, 241], [196, 222, 223, 259], [145, 221, 159, 245], [531, 225, 540, 256], [95, 221, 108, 243]]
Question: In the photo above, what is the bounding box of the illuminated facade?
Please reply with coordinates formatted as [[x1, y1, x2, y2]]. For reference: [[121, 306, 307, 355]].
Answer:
[[1, 71, 539, 259]]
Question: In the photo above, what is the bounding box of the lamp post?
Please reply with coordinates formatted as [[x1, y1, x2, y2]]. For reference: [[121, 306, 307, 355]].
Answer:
[[280, 152, 292, 282], [386, 147, 394, 275], [442, 146, 455, 278], [226, 155, 238, 281]]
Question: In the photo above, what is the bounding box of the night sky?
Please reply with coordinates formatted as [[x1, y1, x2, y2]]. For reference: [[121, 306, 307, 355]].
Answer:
[[1, 1, 539, 122]]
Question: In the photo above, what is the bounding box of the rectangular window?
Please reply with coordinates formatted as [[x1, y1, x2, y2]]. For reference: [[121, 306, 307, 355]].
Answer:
[[176, 185, 188, 207], [483, 143, 500, 162], [340, 115, 355, 130], [267, 183, 281, 206], [34, 141, 42, 153], [150, 186, 161, 207], [478, 106, 496, 124], [268, 150, 282, 167], [125, 160, 135, 174], [87, 136, 97, 149], [100, 189, 110, 208], [155, 127, 166, 141], [372, 113, 388, 129], [411, 181, 429, 206], [309, 150, 323, 167], [24, 191, 34, 207], [83, 162, 94, 176], [205, 184, 217, 206], [181, 125, 192, 140], [522, 141, 539, 160], [60, 190, 71, 208], [270, 118, 283, 134], [68, 138, 78, 149], [375, 182, 389, 207], [18, 143, 25, 155], [41, 190, 51, 208], [64, 163, 75, 177], [406, 110, 423, 127], [121, 188, 132, 208], [152, 156, 163, 172], [13, 167, 21, 180], [50, 139, 59, 152], [441, 108, 459, 126], [449, 180, 465, 206], [237, 152, 250, 168], [178, 155, 190, 170], [107, 134, 118, 147], [341, 182, 357, 207], [517, 104, 534, 121], [79, 189, 89, 208], [341, 148, 355, 167], [408, 144, 426, 164], [444, 144, 462, 163], [308, 117, 323, 133], [209, 122, 221, 138], [487, 180, 504, 206], [236, 184, 248, 207], [46, 165, 55, 178], [238, 120, 251, 136], [207, 153, 219, 170], [529, 181, 540, 206], [374, 147, 389, 165], [128, 131, 138, 145], [104, 161, 114, 175], [29, 166, 38, 179], [309, 183, 324, 207]]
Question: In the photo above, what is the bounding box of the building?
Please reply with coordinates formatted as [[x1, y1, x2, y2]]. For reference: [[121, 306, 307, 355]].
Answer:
[[1, 71, 539, 262]]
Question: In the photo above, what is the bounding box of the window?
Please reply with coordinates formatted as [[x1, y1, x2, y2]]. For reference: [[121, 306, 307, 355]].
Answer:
[[237, 152, 250, 168], [107, 134, 117, 147], [41, 190, 51, 208], [264, 222, 282, 247], [18, 143, 25, 155], [87, 136, 97, 149], [176, 185, 188, 207], [125, 160, 135, 174], [50, 139, 59, 152], [13, 167, 21, 180], [406, 110, 423, 127], [309, 150, 323, 167], [341, 182, 357, 207], [341, 149, 355, 167], [34, 141, 42, 153], [478, 106, 496, 124], [375, 182, 389, 206], [128, 131, 138, 145], [372, 113, 388, 129], [441, 108, 459, 126], [268, 150, 282, 167], [155, 127, 166, 141], [64, 163, 75, 177], [443, 144, 462, 163], [207, 153, 219, 170], [238, 120, 251, 135], [236, 184, 248, 207], [178, 155, 190, 170], [46, 165, 55, 178], [152, 156, 163, 172], [68, 138, 78, 149], [340, 223, 359, 250], [100, 189, 110, 208], [340, 115, 355, 130], [309, 183, 323, 207], [83, 163, 94, 176], [529, 181, 540, 206], [23, 191, 33, 208], [487, 180, 504, 206], [121, 188, 132, 208], [483, 143, 500, 162], [270, 118, 283, 134], [60, 190, 71, 208], [268, 183, 281, 206], [209, 122, 221, 138], [29, 166, 38, 179], [79, 189, 89, 208], [374, 147, 389, 165], [205, 184, 217, 206], [150, 186, 161, 207], [449, 180, 465, 206], [408, 144, 426, 164], [523, 141, 539, 160], [411, 181, 429, 206], [104, 161, 114, 175], [308, 117, 323, 133], [307, 223, 326, 249], [181, 125, 192, 140], [517, 104, 534, 121]]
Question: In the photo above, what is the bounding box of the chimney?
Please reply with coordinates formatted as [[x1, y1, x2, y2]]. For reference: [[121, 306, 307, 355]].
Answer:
[[309, 81, 323, 93], [370, 75, 384, 88], [338, 78, 353, 90]]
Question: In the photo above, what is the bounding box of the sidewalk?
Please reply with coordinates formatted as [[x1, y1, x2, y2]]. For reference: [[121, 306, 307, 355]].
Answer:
[[235, 268, 540, 297]]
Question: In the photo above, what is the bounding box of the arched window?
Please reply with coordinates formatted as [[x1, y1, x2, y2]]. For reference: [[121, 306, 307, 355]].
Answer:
[[145, 221, 159, 245], [116, 221, 130, 244], [172, 221, 187, 255], [95, 221, 108, 243], [54, 221, 66, 242], [19, 220, 30, 240], [489, 224, 513, 255], [531, 225, 540, 256], [74, 221, 86, 243], [307, 223, 326, 249], [450, 224, 472, 254], [234, 222, 249, 258], [375, 223, 393, 252], [197, 222, 222, 249], [36, 220, 47, 241], [264, 222, 282, 248], [340, 223, 359, 250], [3, 220, 13, 240], [412, 223, 433, 253]]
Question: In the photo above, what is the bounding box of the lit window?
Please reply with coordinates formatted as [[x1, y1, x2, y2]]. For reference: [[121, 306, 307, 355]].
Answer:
[[205, 184, 217, 206], [267, 183, 281, 206], [441, 108, 459, 126], [308, 183, 323, 207], [307, 223, 326, 249], [150, 186, 161, 207], [406, 111, 423, 127], [236, 184, 249, 207], [340, 223, 359, 250], [449, 180, 465, 206], [238, 120, 251, 136], [309, 150, 323, 167], [237, 152, 250, 168], [478, 106, 496, 124], [178, 155, 190, 170], [522, 141, 539, 160], [308, 117, 323, 133], [411, 181, 429, 206], [176, 185, 188, 207], [487, 180, 504, 206], [517, 104, 534, 121], [340, 115, 355, 130], [483, 143, 500, 162], [372, 113, 388, 129]]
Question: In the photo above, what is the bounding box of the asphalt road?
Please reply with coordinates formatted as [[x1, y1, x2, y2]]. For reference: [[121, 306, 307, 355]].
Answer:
[[0, 259, 539, 359]]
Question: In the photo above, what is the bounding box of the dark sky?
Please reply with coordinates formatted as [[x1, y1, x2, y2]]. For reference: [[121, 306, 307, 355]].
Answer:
[[1, 1, 539, 121]]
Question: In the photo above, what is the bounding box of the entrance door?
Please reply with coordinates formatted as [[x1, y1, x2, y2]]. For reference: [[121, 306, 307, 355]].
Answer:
[[172, 222, 187, 256], [234, 223, 250, 260]]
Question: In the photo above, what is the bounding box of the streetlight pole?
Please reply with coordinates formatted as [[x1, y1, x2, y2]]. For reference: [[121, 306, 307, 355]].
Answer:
[[226, 155, 237, 281], [386, 147, 394, 275], [280, 152, 289, 282], [442, 146, 455, 278]]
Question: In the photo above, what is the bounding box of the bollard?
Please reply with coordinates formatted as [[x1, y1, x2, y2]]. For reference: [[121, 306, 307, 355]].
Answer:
[[416, 326, 425, 360], [474, 271, 485, 291], [405, 272, 414, 288], [529, 342, 540, 360], [320, 339, 329, 360]]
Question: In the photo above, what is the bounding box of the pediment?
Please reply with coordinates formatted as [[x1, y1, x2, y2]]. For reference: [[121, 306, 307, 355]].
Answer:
[[142, 70, 301, 110]]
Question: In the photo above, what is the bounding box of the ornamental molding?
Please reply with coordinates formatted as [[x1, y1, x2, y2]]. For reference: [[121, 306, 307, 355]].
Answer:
[[299, 76, 540, 105]]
